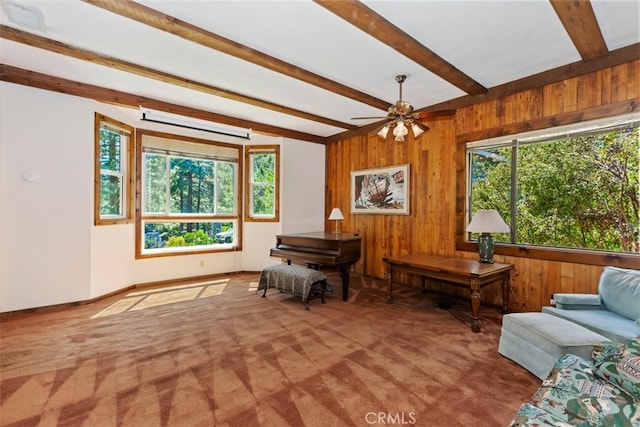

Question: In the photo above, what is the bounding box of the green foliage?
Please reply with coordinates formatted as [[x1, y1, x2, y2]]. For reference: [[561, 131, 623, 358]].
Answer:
[[252, 153, 275, 182], [471, 126, 639, 253], [252, 185, 274, 215], [165, 235, 186, 248], [100, 174, 122, 216], [183, 229, 213, 246]]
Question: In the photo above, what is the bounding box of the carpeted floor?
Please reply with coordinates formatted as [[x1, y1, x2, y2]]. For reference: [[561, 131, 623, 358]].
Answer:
[[0, 271, 539, 426]]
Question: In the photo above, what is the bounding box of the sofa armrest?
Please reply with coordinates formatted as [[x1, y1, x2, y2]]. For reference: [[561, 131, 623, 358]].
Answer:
[[553, 293, 602, 310]]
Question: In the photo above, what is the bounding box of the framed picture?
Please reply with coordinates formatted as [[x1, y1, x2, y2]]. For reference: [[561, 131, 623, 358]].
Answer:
[[351, 164, 409, 215]]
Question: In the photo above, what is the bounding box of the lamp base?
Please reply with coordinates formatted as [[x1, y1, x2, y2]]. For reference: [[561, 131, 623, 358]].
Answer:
[[332, 220, 341, 235], [477, 233, 495, 263]]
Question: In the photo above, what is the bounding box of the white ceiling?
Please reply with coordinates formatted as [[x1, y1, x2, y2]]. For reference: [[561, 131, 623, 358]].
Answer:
[[1, 0, 639, 142]]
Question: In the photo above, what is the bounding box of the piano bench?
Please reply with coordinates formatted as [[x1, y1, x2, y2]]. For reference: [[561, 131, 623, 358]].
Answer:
[[258, 264, 329, 310]]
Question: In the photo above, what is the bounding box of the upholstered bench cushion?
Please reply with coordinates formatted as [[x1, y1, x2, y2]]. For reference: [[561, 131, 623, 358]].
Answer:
[[258, 264, 328, 309], [498, 312, 609, 379]]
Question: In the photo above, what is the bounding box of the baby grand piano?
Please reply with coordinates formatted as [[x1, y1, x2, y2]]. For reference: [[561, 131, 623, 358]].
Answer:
[[269, 231, 362, 301]]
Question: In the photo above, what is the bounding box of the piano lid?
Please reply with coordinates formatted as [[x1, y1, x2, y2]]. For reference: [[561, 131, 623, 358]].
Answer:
[[275, 231, 361, 242]]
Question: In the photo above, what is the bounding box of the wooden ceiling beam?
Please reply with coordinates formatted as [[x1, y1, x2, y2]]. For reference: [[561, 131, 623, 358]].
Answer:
[[0, 25, 356, 131], [81, 0, 390, 112], [314, 0, 487, 96], [0, 64, 328, 144], [550, 0, 609, 61], [326, 42, 640, 143]]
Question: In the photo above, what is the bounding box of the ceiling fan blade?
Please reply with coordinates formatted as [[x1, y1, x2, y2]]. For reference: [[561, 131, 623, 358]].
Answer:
[[351, 116, 388, 120], [413, 110, 456, 119]]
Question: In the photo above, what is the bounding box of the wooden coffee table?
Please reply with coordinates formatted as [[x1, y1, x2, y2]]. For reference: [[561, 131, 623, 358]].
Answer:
[[383, 253, 513, 332]]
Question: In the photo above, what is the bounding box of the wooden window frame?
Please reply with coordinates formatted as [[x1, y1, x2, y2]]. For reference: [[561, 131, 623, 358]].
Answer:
[[94, 113, 134, 225], [244, 144, 280, 223]]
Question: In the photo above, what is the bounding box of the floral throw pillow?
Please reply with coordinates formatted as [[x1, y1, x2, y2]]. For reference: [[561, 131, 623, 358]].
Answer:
[[592, 337, 640, 401]]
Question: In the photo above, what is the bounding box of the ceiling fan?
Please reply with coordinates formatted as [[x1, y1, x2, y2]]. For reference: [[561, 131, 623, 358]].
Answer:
[[351, 74, 456, 141]]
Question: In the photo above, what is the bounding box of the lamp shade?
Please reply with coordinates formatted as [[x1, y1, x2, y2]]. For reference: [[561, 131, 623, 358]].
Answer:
[[328, 208, 344, 220], [466, 209, 510, 233]]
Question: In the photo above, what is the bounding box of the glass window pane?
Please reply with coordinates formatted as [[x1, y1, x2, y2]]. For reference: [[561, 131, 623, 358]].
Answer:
[[100, 174, 122, 216], [469, 147, 512, 243], [252, 184, 274, 216], [144, 153, 168, 214], [99, 129, 122, 172], [169, 157, 215, 214], [143, 221, 234, 250], [516, 128, 639, 252], [216, 162, 235, 214], [252, 153, 275, 183]]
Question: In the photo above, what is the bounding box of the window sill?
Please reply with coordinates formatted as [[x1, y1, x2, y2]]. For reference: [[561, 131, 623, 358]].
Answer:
[[456, 240, 639, 268]]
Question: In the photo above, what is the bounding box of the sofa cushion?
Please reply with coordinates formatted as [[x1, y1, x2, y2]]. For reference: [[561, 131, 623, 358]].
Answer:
[[499, 312, 609, 380], [529, 354, 640, 425], [508, 402, 567, 426], [554, 292, 602, 310], [598, 266, 640, 320], [541, 306, 640, 342], [591, 337, 640, 401]]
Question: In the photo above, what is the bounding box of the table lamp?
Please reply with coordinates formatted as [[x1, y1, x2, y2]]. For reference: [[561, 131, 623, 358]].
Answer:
[[328, 207, 344, 234], [466, 209, 510, 263]]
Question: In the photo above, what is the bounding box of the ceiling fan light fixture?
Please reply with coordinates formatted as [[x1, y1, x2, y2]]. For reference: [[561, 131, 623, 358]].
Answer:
[[393, 120, 408, 141], [377, 125, 390, 139], [354, 75, 455, 142], [411, 122, 425, 138]]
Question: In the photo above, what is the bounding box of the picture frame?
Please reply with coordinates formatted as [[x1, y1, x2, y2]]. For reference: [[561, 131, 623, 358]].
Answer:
[[351, 164, 409, 215]]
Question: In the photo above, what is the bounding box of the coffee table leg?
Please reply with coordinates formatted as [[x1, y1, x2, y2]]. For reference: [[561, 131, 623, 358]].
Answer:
[[501, 273, 510, 313], [470, 277, 481, 333]]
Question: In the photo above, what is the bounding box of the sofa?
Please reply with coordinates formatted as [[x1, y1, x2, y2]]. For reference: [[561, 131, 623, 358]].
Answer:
[[499, 266, 640, 380], [509, 337, 640, 426], [542, 266, 640, 342]]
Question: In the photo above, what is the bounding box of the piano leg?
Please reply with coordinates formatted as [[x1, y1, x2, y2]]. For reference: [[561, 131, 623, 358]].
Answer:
[[287, 259, 353, 302], [339, 265, 351, 301]]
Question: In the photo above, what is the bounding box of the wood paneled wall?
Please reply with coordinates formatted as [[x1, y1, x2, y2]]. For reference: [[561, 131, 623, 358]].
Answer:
[[325, 59, 640, 312]]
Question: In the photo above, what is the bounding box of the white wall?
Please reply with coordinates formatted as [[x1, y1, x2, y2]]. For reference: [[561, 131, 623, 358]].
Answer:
[[1, 83, 93, 310], [240, 138, 325, 271], [0, 82, 325, 312], [281, 139, 325, 234]]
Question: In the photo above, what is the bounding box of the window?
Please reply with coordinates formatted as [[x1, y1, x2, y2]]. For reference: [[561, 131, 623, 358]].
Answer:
[[95, 114, 133, 225], [462, 113, 639, 263], [136, 130, 242, 256], [245, 145, 279, 222]]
